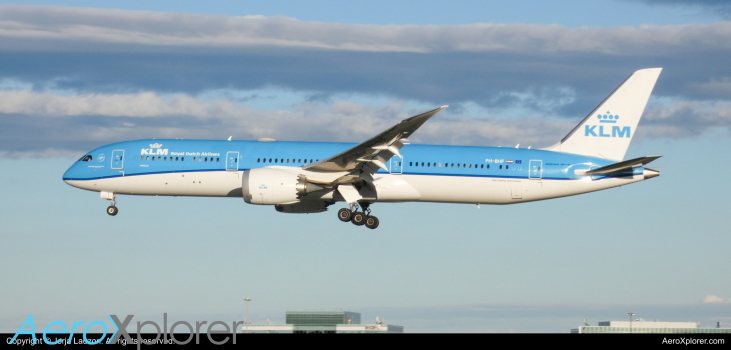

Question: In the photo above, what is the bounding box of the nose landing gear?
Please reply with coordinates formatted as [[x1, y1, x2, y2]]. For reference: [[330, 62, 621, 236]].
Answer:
[[336, 203, 379, 229], [101, 191, 118, 216]]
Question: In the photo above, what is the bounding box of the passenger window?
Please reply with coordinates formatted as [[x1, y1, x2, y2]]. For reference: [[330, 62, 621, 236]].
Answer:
[[481, 164, 484, 169], [181, 157, 185, 161], [269, 158, 272, 163], [298, 159, 301, 163], [176, 157, 179, 161], [287, 159, 290, 163], [140, 156, 143, 161], [421, 162, 424, 166], [469, 164, 472, 168], [281, 159, 284, 163], [506, 165, 509, 170], [152, 156, 155, 161], [257, 158, 260, 163], [439, 163, 442, 167], [409, 162, 413, 166], [164, 156, 167, 161], [451, 163, 454, 167], [499, 165, 502, 169], [158, 156, 161, 161], [198, 157, 201, 162], [217, 157, 219, 162], [457, 164, 460, 168], [310, 159, 313, 163], [275, 159, 278, 163], [205, 157, 208, 162], [487, 164, 490, 169], [427, 163, 430, 167]]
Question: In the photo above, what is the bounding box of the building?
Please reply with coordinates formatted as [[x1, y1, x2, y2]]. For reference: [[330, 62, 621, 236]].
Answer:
[[573, 320, 731, 334], [243, 310, 403, 333]]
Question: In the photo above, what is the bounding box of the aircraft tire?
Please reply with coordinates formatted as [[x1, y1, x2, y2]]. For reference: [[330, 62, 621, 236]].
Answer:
[[351, 212, 366, 226], [107, 206, 118, 216], [338, 208, 352, 222], [365, 216, 379, 229]]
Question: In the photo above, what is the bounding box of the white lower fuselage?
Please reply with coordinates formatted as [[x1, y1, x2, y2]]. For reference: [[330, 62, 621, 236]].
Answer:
[[64, 170, 647, 205]]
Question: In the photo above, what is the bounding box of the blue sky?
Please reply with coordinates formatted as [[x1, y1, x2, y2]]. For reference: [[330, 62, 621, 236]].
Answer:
[[1, 0, 731, 333]]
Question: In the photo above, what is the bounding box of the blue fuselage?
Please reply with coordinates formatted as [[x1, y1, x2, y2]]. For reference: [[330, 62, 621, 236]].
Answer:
[[63, 139, 616, 182]]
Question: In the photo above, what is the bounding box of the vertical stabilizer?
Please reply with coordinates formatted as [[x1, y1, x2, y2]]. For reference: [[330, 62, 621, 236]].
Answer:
[[544, 68, 662, 161]]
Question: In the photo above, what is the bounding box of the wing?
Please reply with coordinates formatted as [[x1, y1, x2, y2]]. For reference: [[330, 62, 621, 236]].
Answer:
[[304, 106, 447, 173], [300, 106, 447, 206]]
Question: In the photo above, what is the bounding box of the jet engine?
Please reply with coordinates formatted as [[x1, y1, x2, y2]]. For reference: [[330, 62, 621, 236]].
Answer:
[[242, 167, 322, 205]]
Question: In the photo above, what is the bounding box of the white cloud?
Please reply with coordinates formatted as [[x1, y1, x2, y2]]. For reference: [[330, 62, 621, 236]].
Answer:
[[1, 89, 731, 156], [1, 5, 731, 54], [702, 295, 726, 303], [0, 90, 241, 118], [641, 100, 731, 137]]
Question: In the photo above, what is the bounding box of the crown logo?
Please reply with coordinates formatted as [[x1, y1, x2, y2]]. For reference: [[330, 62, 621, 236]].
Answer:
[[150, 143, 163, 148], [597, 111, 618, 123]]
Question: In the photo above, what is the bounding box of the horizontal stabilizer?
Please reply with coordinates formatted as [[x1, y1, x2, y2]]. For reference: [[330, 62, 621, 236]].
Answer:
[[585, 155, 661, 176]]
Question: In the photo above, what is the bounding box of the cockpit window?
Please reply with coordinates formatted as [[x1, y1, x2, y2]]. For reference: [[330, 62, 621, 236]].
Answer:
[[79, 155, 92, 162]]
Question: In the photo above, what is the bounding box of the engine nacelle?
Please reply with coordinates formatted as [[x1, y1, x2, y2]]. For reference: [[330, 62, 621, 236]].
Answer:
[[242, 167, 322, 205]]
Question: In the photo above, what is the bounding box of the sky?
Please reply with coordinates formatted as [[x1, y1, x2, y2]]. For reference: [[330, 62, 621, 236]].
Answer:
[[1, 0, 731, 333]]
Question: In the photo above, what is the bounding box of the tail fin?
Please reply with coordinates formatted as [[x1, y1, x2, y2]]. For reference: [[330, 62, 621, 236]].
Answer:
[[544, 68, 662, 161]]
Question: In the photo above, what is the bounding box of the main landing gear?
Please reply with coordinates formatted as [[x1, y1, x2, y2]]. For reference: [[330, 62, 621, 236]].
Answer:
[[337, 203, 379, 229]]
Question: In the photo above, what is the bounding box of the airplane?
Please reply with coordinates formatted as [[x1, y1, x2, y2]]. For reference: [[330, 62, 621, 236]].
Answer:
[[63, 68, 663, 229]]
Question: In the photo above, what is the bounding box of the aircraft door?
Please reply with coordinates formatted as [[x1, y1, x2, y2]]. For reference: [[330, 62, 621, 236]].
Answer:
[[226, 151, 239, 171], [111, 150, 124, 170], [529, 160, 542, 179], [390, 156, 403, 174]]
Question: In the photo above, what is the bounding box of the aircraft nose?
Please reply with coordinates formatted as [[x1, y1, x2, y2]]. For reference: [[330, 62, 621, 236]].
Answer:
[[62, 165, 75, 185], [643, 168, 659, 179]]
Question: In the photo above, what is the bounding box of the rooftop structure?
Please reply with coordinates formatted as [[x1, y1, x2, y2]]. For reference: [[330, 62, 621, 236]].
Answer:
[[243, 310, 403, 333], [573, 320, 731, 334]]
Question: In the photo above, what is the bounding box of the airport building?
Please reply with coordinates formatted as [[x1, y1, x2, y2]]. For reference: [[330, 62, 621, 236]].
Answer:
[[572, 320, 731, 334], [242, 310, 403, 333]]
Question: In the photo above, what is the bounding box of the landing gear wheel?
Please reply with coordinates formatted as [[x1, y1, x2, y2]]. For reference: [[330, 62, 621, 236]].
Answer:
[[107, 206, 118, 216], [337, 208, 352, 222], [365, 216, 379, 229], [351, 212, 366, 226]]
